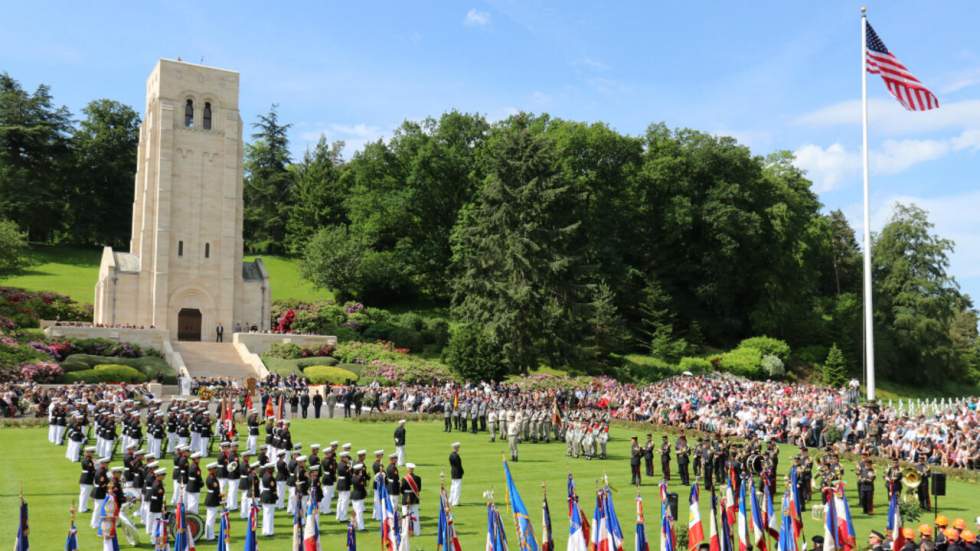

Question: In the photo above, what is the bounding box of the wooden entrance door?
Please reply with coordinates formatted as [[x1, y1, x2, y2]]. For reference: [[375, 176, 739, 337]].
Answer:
[[177, 308, 202, 341]]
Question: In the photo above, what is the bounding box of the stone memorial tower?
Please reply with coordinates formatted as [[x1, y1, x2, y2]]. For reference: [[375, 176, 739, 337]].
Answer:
[[94, 59, 271, 341]]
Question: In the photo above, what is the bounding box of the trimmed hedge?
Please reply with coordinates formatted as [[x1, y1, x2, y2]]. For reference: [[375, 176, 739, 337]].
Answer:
[[60, 354, 175, 383], [303, 365, 358, 385], [64, 363, 147, 383], [710, 347, 764, 379]]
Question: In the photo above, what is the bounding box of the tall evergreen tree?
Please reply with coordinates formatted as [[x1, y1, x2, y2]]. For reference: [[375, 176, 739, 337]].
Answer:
[[0, 73, 73, 241], [285, 137, 347, 254], [822, 343, 847, 387], [450, 113, 588, 374], [244, 104, 293, 253], [69, 99, 140, 247]]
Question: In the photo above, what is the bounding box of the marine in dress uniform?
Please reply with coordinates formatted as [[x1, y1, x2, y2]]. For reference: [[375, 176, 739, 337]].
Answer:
[[146, 468, 166, 536], [186, 452, 204, 513], [77, 446, 96, 511], [260, 464, 277, 536], [320, 446, 338, 513], [401, 463, 422, 536], [203, 463, 221, 540], [336, 452, 352, 521], [394, 420, 407, 466], [449, 442, 464, 506], [351, 463, 368, 530], [371, 450, 385, 520], [385, 453, 401, 510]]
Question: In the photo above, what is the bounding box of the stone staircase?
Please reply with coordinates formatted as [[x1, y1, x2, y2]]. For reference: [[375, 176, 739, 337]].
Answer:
[[173, 342, 258, 379]]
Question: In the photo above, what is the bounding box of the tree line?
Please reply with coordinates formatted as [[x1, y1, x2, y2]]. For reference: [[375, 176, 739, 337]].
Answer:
[[1, 72, 976, 383]]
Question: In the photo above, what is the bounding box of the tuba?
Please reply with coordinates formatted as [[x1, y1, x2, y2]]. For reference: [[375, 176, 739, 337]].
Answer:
[[901, 468, 921, 504]]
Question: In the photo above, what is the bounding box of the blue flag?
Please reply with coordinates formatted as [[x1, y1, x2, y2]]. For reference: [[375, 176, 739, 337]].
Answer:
[[217, 510, 230, 551], [64, 520, 77, 551], [488, 503, 510, 551], [503, 460, 539, 551], [243, 503, 259, 551], [348, 519, 357, 551], [15, 499, 28, 551]]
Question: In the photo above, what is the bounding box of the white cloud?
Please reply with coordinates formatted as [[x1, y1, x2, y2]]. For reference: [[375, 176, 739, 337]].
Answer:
[[463, 8, 491, 27], [573, 57, 609, 72], [298, 123, 390, 157], [793, 143, 860, 192], [795, 98, 980, 136], [941, 67, 980, 94], [793, 129, 980, 192]]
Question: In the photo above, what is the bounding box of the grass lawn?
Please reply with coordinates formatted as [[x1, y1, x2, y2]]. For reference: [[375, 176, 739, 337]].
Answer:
[[0, 245, 101, 303], [2, 419, 976, 550], [244, 254, 330, 303], [0, 245, 328, 306]]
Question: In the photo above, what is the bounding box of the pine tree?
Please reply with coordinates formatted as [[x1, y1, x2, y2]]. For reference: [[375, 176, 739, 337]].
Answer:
[[580, 281, 629, 366], [822, 343, 847, 387], [450, 113, 588, 375], [244, 104, 293, 253]]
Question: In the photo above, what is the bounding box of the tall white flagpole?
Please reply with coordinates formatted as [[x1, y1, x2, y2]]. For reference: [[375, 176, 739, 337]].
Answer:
[[860, 6, 876, 401]]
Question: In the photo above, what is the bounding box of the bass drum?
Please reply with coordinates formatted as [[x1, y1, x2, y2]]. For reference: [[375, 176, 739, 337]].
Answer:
[[169, 512, 205, 540]]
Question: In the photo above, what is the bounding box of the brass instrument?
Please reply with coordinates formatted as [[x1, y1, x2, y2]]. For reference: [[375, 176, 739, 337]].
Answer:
[[900, 468, 921, 504]]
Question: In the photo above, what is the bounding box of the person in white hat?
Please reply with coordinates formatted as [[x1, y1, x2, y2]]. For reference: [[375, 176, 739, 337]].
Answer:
[[145, 468, 167, 536], [320, 447, 337, 514], [186, 452, 203, 513], [394, 420, 407, 466], [246, 408, 260, 455], [78, 446, 97, 513], [335, 451, 352, 521], [371, 450, 385, 521], [203, 462, 221, 540], [259, 464, 277, 536], [401, 462, 422, 536], [449, 442, 463, 506], [351, 462, 367, 531]]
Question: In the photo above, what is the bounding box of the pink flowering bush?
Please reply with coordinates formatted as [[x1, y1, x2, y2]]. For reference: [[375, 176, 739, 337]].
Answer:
[[20, 361, 63, 383]]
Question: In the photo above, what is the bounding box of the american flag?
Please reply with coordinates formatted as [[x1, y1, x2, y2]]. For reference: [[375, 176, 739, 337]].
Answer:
[[866, 21, 939, 111]]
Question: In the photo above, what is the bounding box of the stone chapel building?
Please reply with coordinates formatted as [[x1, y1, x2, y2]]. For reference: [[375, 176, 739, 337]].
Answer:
[[94, 59, 271, 341]]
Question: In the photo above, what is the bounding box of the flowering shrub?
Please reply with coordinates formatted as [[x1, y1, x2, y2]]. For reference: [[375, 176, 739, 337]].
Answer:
[[20, 361, 63, 383], [266, 342, 335, 360], [360, 358, 455, 385], [0, 287, 89, 328]]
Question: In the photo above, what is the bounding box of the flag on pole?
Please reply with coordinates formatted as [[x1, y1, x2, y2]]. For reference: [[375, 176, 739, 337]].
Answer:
[[293, 501, 305, 550], [886, 489, 905, 551], [347, 519, 357, 551], [736, 483, 749, 551], [567, 476, 589, 551], [488, 501, 510, 551], [243, 503, 259, 551], [217, 510, 230, 551], [719, 493, 734, 551], [222, 400, 236, 438], [503, 460, 539, 551], [567, 475, 591, 546], [688, 483, 704, 551], [98, 494, 120, 551], [65, 519, 78, 551], [264, 397, 274, 419], [592, 490, 623, 551], [636, 496, 650, 551], [399, 507, 413, 551], [659, 483, 676, 551], [749, 480, 767, 551], [439, 489, 463, 551], [15, 497, 29, 551], [865, 20, 939, 111], [152, 513, 168, 551], [779, 491, 798, 551], [605, 486, 625, 550], [172, 498, 196, 551], [724, 479, 736, 527], [832, 484, 856, 551], [305, 500, 322, 551], [823, 499, 838, 551], [787, 468, 804, 545], [380, 480, 401, 551], [764, 483, 779, 541], [708, 491, 721, 551], [542, 495, 554, 551]]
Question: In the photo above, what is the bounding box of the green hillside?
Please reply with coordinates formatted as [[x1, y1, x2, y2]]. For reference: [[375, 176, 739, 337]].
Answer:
[[0, 245, 326, 304]]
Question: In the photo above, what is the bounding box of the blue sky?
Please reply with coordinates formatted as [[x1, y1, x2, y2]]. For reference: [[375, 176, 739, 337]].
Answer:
[[4, 1, 980, 300]]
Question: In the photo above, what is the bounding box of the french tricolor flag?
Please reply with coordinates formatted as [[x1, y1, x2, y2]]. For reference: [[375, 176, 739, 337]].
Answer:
[[886, 490, 905, 551], [688, 483, 705, 551], [304, 500, 321, 551], [708, 492, 721, 551], [833, 483, 856, 551]]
